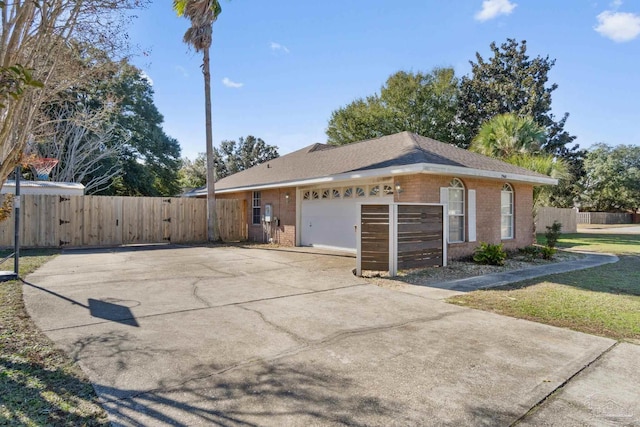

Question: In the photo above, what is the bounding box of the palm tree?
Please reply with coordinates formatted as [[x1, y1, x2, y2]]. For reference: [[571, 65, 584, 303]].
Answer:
[[470, 113, 546, 158], [471, 113, 570, 208], [173, 0, 223, 241]]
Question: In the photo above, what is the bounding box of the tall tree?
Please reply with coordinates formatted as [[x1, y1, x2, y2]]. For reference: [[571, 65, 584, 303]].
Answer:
[[104, 64, 182, 196], [0, 0, 142, 189], [174, 0, 223, 242], [458, 39, 579, 158], [327, 67, 460, 145], [580, 144, 640, 212], [34, 60, 181, 196]]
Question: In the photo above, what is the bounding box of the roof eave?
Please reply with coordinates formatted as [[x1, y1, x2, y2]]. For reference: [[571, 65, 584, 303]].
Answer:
[[184, 163, 556, 197]]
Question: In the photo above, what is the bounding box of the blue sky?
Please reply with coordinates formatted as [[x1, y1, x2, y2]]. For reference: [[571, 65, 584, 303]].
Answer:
[[128, 0, 640, 159]]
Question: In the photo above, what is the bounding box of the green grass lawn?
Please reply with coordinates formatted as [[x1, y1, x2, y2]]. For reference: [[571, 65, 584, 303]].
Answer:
[[0, 250, 109, 426], [450, 233, 640, 342], [536, 232, 640, 255]]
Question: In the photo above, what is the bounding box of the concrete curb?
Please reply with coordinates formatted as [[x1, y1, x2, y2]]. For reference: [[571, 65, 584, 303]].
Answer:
[[424, 252, 619, 293]]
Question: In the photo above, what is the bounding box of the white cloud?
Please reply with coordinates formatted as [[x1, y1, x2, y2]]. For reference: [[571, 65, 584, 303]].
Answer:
[[611, 0, 623, 9], [140, 71, 154, 86], [475, 0, 517, 22], [595, 10, 640, 42], [222, 77, 243, 88], [175, 65, 189, 78], [270, 41, 290, 54]]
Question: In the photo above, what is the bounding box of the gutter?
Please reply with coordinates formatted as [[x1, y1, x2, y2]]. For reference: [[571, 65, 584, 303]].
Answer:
[[185, 162, 558, 197]]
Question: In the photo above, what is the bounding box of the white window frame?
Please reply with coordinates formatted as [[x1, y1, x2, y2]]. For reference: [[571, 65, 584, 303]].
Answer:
[[501, 183, 514, 240], [252, 191, 261, 225], [448, 178, 465, 243]]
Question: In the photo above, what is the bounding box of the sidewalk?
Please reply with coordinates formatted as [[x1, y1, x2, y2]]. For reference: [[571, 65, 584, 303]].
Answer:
[[398, 252, 618, 299]]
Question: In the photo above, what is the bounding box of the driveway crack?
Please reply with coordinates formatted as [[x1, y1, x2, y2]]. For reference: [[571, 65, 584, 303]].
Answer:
[[99, 310, 461, 405], [239, 306, 308, 344], [190, 280, 211, 307]]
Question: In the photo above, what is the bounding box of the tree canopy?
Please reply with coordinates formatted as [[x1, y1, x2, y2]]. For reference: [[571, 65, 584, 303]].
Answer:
[[0, 0, 143, 188], [34, 59, 181, 196], [580, 144, 640, 212], [178, 135, 279, 190], [458, 39, 577, 156], [327, 68, 459, 145]]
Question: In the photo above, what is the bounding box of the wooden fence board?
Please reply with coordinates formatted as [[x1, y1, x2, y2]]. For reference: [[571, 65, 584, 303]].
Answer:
[[360, 204, 390, 271], [0, 195, 246, 248]]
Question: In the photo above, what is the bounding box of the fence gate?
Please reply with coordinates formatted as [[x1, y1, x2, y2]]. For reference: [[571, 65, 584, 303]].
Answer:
[[357, 203, 445, 276], [358, 205, 390, 272]]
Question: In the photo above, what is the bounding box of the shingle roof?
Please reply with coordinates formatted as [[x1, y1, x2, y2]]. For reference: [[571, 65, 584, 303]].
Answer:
[[207, 131, 554, 192]]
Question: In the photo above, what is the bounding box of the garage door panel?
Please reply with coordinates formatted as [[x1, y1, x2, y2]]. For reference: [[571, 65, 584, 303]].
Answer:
[[301, 200, 357, 250], [301, 197, 392, 251]]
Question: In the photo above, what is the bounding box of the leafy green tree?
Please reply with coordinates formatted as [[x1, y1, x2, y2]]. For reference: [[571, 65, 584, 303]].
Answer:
[[458, 39, 577, 156], [215, 135, 279, 178], [580, 144, 640, 212], [178, 153, 207, 189], [174, 0, 223, 241], [105, 64, 182, 196], [327, 67, 460, 145], [459, 39, 584, 207], [179, 136, 278, 189], [34, 58, 181, 196]]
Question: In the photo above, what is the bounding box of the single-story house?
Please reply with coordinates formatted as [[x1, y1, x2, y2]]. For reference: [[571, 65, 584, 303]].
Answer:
[[1, 180, 85, 196], [186, 131, 556, 260]]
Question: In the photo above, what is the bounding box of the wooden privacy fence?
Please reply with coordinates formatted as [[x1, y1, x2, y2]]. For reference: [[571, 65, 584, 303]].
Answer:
[[577, 212, 632, 225], [0, 195, 247, 248], [357, 203, 445, 276], [535, 207, 577, 233]]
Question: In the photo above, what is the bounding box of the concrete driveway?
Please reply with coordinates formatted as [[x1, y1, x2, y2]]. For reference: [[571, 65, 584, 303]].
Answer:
[[23, 246, 636, 426]]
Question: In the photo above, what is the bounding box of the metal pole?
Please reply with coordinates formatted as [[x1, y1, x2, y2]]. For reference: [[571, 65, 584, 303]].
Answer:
[[14, 166, 20, 276]]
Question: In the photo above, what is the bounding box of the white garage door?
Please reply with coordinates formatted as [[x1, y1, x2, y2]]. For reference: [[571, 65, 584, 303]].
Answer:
[[301, 185, 393, 252]]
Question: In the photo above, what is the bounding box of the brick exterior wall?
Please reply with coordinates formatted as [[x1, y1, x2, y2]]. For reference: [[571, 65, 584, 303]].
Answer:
[[393, 174, 535, 259], [214, 174, 535, 260], [217, 187, 296, 245]]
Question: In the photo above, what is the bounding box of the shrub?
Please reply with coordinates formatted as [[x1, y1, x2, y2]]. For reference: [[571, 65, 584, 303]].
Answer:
[[541, 246, 556, 260], [473, 242, 507, 266], [519, 245, 541, 260], [544, 221, 562, 248]]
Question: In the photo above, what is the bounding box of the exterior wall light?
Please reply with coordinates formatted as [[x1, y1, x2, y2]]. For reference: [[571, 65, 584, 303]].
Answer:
[[395, 182, 403, 194]]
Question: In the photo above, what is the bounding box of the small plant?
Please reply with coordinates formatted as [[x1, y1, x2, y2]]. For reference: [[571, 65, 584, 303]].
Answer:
[[473, 242, 507, 266], [541, 246, 556, 260], [519, 245, 541, 260], [544, 221, 562, 248]]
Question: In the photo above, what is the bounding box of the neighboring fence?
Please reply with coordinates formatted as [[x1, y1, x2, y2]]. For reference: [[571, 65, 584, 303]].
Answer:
[[0, 195, 247, 248], [576, 212, 632, 225], [535, 207, 577, 233]]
